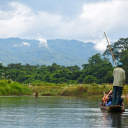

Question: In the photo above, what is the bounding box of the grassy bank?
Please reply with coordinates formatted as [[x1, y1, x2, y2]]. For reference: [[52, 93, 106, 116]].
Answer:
[[30, 82, 128, 97], [30, 83, 114, 97], [0, 79, 32, 95], [0, 79, 128, 97]]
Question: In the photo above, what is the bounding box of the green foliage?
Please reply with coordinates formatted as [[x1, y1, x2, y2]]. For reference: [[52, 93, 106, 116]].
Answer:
[[120, 50, 128, 83], [45, 84, 113, 96], [81, 53, 113, 84], [0, 53, 114, 84], [105, 71, 113, 83], [1, 36, 128, 96], [84, 75, 97, 84], [104, 37, 128, 83], [1, 37, 128, 86], [103, 37, 128, 62], [0, 80, 32, 95], [88, 53, 102, 66]]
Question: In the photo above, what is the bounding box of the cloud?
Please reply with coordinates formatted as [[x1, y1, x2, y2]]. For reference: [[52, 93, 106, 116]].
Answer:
[[14, 42, 30, 47], [0, 1, 128, 51], [22, 42, 30, 46], [94, 38, 108, 51], [36, 33, 48, 48], [79, 0, 128, 37], [0, 2, 34, 38], [38, 38, 48, 48]]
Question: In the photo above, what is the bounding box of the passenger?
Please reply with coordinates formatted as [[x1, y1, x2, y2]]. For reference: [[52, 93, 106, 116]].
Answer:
[[101, 94, 108, 107], [107, 98, 124, 107], [101, 90, 124, 107], [101, 90, 113, 107], [106, 91, 113, 106], [106, 92, 124, 107]]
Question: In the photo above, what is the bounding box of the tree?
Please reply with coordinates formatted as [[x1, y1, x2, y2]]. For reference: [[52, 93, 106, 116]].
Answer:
[[71, 70, 82, 80], [120, 50, 128, 83], [0, 63, 4, 69], [67, 65, 80, 71], [81, 53, 113, 84], [88, 53, 102, 66], [105, 71, 113, 83], [103, 37, 128, 83], [103, 37, 128, 61], [44, 72, 51, 82], [83, 75, 97, 84]]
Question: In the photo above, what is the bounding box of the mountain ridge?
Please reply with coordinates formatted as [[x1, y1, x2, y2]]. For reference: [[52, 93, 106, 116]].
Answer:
[[0, 38, 100, 67]]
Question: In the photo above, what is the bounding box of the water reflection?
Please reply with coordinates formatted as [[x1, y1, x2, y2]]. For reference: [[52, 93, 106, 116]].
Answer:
[[111, 113, 122, 128], [101, 109, 128, 128]]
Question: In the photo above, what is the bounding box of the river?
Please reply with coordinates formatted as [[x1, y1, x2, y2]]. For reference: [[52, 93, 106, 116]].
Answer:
[[0, 96, 128, 128]]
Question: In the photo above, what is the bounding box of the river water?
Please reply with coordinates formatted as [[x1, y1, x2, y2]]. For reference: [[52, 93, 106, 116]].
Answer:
[[0, 96, 128, 128]]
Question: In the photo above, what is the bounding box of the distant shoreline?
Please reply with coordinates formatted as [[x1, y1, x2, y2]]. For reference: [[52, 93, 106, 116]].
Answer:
[[0, 79, 128, 97]]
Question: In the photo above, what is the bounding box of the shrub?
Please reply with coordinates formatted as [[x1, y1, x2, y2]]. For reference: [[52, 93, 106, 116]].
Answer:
[[0, 80, 32, 95], [84, 75, 97, 84]]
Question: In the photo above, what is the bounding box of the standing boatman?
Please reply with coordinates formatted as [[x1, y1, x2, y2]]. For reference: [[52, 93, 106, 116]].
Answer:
[[112, 62, 126, 106]]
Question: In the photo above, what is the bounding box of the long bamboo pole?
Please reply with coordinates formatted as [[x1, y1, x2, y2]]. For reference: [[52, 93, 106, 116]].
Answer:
[[104, 32, 128, 104], [104, 32, 117, 67]]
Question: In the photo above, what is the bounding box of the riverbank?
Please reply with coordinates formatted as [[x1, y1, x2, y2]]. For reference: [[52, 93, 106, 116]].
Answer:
[[30, 83, 113, 97], [0, 79, 128, 97], [30, 83, 128, 98], [0, 79, 31, 95]]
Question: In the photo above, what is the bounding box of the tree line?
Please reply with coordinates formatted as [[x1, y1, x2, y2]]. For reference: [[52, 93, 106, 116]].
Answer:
[[0, 37, 127, 85]]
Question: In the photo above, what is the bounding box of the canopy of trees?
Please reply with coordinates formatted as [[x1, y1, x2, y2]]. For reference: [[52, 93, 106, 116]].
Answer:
[[104, 37, 128, 83], [0, 53, 113, 84], [0, 37, 127, 85]]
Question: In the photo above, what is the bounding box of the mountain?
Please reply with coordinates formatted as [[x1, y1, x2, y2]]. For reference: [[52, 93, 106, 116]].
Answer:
[[0, 38, 100, 67]]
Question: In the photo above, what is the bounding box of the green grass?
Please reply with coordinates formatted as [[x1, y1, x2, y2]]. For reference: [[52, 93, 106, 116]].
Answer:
[[1, 79, 128, 97], [0, 79, 32, 96], [30, 83, 113, 97]]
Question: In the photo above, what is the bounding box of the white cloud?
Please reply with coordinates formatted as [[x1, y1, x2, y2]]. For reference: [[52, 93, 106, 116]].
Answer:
[[36, 33, 48, 48], [94, 38, 108, 51], [79, 0, 128, 35], [14, 42, 30, 47], [0, 1, 128, 51], [22, 42, 30, 46], [38, 38, 48, 48], [0, 2, 34, 38]]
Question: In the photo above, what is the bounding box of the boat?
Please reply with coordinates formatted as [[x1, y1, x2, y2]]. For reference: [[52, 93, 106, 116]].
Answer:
[[101, 105, 125, 112]]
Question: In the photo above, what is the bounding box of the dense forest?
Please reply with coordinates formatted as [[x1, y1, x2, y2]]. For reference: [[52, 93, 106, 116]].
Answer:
[[0, 37, 128, 85]]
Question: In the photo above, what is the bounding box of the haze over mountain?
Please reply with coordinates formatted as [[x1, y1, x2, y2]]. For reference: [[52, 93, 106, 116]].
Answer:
[[0, 38, 100, 67]]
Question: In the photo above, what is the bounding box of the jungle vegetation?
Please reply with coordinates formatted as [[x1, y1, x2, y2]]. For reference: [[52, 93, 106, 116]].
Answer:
[[0, 37, 127, 85], [0, 53, 113, 85]]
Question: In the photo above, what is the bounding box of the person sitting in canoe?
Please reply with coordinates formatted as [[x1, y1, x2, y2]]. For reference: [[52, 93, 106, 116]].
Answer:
[[101, 90, 113, 107], [106, 93, 124, 107], [100, 90, 124, 107]]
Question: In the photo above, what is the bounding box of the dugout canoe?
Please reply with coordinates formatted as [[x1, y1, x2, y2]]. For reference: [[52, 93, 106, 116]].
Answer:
[[101, 106, 125, 112]]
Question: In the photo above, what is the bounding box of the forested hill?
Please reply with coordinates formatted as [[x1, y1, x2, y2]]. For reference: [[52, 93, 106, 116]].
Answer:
[[0, 38, 99, 66]]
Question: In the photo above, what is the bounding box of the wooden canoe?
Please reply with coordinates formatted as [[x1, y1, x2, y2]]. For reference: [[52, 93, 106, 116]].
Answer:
[[101, 106, 125, 112]]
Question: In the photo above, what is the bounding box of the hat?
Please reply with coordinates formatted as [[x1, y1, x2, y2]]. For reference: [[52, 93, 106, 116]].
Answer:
[[117, 62, 123, 67]]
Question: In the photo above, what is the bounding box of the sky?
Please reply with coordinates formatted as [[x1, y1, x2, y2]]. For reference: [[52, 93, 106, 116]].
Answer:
[[0, 0, 128, 51]]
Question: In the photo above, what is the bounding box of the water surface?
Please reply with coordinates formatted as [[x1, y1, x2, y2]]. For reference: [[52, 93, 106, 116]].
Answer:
[[0, 96, 128, 128]]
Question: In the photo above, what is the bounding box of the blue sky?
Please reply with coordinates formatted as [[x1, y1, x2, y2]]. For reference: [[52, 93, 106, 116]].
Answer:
[[0, 0, 128, 51]]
